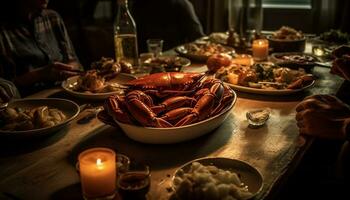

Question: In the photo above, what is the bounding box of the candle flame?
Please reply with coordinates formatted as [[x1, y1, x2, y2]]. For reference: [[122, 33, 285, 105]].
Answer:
[[96, 158, 102, 166], [258, 41, 263, 45]]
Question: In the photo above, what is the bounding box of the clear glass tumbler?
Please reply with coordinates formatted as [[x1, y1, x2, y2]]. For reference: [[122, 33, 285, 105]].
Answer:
[[147, 39, 164, 57]]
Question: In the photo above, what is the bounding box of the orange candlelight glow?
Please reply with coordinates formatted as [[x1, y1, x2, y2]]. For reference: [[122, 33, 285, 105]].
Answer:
[[252, 39, 269, 61], [79, 148, 116, 199], [231, 54, 254, 66]]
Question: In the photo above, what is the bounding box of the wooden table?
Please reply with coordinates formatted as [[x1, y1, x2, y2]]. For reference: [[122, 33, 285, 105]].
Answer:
[[0, 64, 343, 200]]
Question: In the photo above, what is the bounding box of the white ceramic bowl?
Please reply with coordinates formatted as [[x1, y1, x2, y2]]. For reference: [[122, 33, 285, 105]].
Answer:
[[172, 157, 264, 200], [112, 90, 237, 144]]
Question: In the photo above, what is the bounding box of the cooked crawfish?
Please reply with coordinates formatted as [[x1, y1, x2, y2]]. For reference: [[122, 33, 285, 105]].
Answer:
[[104, 72, 235, 128], [125, 72, 204, 98]]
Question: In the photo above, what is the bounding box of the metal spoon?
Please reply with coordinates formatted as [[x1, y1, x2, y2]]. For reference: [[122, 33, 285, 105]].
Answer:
[[77, 106, 104, 124]]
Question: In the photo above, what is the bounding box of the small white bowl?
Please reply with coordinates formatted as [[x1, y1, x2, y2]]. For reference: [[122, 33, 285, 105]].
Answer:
[[114, 91, 237, 144]]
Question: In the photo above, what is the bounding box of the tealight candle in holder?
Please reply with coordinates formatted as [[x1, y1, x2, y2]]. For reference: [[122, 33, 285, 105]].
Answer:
[[78, 148, 116, 200], [252, 39, 269, 61]]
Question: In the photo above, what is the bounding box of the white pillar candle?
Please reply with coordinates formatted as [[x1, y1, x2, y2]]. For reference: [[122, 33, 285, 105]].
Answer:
[[79, 148, 116, 199], [252, 39, 269, 61]]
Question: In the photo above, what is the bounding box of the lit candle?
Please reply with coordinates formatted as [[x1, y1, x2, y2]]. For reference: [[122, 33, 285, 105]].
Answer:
[[252, 39, 269, 61], [79, 148, 116, 199], [231, 54, 254, 66]]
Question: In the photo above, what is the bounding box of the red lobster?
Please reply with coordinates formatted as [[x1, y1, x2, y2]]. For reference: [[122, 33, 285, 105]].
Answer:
[[124, 72, 204, 98], [173, 78, 234, 126], [104, 72, 235, 128]]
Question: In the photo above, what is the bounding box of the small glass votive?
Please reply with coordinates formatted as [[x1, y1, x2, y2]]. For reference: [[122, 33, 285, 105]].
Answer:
[[78, 148, 116, 200], [252, 39, 269, 61], [246, 108, 270, 127], [147, 39, 163, 57], [117, 162, 151, 199], [137, 52, 154, 75], [312, 45, 326, 57]]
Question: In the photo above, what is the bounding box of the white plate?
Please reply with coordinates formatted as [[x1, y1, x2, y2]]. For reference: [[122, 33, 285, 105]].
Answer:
[[173, 157, 263, 200], [226, 80, 315, 95], [61, 73, 136, 100], [175, 43, 235, 62], [99, 89, 237, 144], [0, 98, 79, 138]]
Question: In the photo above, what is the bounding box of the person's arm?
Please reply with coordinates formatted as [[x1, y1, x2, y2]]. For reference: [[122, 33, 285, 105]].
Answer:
[[12, 67, 45, 88], [13, 62, 81, 87]]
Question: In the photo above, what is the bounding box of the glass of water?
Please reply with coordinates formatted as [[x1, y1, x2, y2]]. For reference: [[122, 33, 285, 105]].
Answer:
[[147, 39, 163, 57]]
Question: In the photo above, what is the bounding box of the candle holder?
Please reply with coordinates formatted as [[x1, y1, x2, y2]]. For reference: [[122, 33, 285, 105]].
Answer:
[[252, 39, 269, 61], [117, 162, 151, 199], [78, 148, 117, 200]]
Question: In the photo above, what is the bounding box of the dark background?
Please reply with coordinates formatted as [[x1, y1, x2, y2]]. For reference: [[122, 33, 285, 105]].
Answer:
[[48, 0, 349, 68]]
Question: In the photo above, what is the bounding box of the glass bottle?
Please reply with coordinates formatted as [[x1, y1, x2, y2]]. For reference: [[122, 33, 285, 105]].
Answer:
[[114, 0, 139, 70], [228, 0, 263, 47]]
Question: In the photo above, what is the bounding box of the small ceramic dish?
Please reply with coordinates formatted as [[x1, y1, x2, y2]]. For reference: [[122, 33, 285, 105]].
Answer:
[[267, 35, 306, 53], [246, 108, 270, 127]]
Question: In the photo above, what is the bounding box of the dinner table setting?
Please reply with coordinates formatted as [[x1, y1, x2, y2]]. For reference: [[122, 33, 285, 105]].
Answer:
[[0, 26, 348, 200]]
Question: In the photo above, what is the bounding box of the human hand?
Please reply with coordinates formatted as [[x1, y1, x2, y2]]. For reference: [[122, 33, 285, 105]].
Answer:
[[296, 95, 350, 118], [43, 62, 82, 81], [331, 56, 350, 80], [331, 45, 350, 80], [295, 95, 350, 140]]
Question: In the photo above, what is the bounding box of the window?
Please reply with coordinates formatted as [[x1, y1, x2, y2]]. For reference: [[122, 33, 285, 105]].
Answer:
[[263, 0, 311, 9]]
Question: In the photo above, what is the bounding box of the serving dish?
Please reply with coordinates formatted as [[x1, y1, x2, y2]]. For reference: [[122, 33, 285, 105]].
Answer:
[[215, 62, 315, 95], [142, 55, 191, 72], [225, 80, 314, 95], [97, 90, 237, 144], [267, 35, 306, 52], [267, 26, 306, 52], [0, 98, 79, 138], [172, 157, 263, 200], [270, 52, 324, 69], [175, 42, 235, 62], [62, 73, 136, 100]]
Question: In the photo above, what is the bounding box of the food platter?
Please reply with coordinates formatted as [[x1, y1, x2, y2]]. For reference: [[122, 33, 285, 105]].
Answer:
[[62, 73, 136, 100], [270, 52, 325, 69], [214, 62, 315, 95], [142, 55, 191, 72], [175, 42, 235, 62], [226, 80, 315, 95], [172, 157, 263, 200], [97, 90, 237, 144], [0, 98, 79, 138]]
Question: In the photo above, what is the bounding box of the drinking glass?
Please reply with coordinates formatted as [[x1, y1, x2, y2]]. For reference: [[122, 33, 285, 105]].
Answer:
[[147, 39, 163, 57], [117, 162, 151, 199]]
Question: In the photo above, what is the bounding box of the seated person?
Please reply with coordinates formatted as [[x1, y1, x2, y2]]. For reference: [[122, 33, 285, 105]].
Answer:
[[296, 46, 350, 141], [0, 0, 82, 97], [131, 0, 205, 52]]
